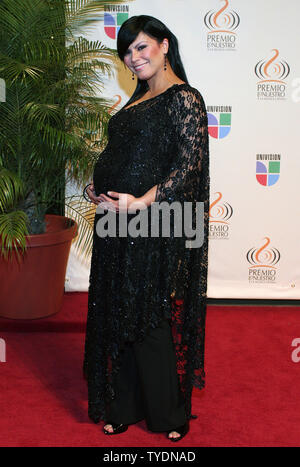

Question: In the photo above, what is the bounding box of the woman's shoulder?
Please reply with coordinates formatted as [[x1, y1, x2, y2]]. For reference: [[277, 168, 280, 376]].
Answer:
[[169, 82, 207, 111]]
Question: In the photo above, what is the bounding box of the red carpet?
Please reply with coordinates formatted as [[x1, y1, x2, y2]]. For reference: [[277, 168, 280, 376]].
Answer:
[[0, 293, 300, 447]]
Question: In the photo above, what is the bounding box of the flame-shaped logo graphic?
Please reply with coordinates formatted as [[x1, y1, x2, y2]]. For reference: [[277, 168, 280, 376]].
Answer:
[[209, 192, 233, 223], [204, 0, 240, 33], [108, 95, 122, 114], [255, 49, 290, 83], [246, 237, 280, 268]]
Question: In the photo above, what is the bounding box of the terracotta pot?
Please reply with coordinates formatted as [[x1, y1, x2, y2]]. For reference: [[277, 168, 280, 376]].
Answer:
[[0, 214, 78, 319]]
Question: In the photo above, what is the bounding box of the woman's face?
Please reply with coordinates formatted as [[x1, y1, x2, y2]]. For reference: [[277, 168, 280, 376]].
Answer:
[[123, 31, 168, 80]]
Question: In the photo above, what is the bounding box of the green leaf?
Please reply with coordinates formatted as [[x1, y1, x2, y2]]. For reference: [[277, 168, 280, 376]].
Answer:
[[0, 168, 24, 213], [0, 210, 29, 261], [0, 0, 131, 259]]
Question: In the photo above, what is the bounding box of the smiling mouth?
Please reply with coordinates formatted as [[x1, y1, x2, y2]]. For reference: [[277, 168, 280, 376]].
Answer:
[[134, 63, 147, 71]]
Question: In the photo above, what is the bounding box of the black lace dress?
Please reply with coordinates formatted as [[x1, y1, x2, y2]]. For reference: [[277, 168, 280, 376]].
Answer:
[[83, 83, 210, 424]]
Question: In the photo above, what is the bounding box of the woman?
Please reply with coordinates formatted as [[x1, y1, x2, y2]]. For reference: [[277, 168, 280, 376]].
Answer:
[[83, 15, 209, 442]]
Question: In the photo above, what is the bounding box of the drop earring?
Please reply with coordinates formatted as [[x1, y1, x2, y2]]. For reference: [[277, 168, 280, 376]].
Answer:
[[164, 54, 167, 71]]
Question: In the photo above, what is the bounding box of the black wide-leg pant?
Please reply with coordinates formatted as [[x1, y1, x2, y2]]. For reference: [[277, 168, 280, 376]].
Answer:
[[107, 318, 187, 432]]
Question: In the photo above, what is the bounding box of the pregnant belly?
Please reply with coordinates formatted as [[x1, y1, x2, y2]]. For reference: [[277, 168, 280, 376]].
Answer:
[[93, 161, 150, 199]]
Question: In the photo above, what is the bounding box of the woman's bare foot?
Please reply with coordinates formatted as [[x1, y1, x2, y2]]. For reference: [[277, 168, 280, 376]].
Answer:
[[104, 424, 180, 437], [104, 424, 114, 433]]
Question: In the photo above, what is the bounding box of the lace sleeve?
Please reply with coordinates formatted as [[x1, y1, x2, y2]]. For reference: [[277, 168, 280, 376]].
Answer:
[[155, 88, 208, 204]]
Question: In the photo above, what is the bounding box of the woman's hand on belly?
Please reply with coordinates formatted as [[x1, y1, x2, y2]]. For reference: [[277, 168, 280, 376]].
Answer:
[[98, 191, 147, 213], [86, 183, 102, 205]]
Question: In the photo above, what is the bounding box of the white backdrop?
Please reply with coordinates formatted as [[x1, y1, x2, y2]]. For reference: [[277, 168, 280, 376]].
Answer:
[[65, 0, 300, 299]]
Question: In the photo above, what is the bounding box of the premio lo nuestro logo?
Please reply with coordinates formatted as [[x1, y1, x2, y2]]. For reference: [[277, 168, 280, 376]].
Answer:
[[256, 154, 280, 186], [207, 105, 231, 139], [255, 49, 290, 100], [247, 237, 280, 283], [104, 4, 129, 40], [209, 192, 233, 239], [204, 0, 240, 51]]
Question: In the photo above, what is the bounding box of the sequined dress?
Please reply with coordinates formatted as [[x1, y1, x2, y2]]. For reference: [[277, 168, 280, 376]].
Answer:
[[83, 83, 210, 424]]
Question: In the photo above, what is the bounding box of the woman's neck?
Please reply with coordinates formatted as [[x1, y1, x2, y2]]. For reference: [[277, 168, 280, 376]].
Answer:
[[145, 70, 185, 97]]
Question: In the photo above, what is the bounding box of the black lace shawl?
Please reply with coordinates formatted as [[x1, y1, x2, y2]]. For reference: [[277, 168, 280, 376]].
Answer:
[[83, 83, 210, 423]]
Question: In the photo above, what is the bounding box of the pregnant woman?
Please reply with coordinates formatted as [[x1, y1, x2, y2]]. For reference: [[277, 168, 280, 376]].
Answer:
[[83, 14, 209, 442]]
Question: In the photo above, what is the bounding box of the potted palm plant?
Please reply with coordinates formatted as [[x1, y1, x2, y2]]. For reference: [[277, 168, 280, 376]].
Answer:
[[0, 0, 125, 319]]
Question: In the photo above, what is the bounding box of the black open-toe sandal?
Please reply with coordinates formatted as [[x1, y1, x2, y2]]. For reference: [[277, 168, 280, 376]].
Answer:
[[167, 420, 189, 442], [103, 422, 129, 435]]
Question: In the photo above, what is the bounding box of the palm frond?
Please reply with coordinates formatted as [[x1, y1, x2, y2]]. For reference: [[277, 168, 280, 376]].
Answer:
[[0, 0, 130, 258], [67, 37, 118, 64], [0, 54, 43, 82], [0, 168, 24, 213], [0, 210, 29, 261], [65, 195, 96, 258], [22, 102, 62, 126]]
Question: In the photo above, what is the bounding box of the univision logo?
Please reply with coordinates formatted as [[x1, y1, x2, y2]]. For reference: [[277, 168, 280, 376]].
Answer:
[[104, 4, 129, 40], [256, 154, 280, 186], [207, 105, 231, 139], [209, 192, 233, 239], [204, 0, 240, 51], [247, 237, 280, 283], [255, 49, 290, 100]]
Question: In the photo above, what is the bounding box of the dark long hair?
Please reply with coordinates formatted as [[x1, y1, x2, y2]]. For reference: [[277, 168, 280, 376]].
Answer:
[[117, 15, 189, 106]]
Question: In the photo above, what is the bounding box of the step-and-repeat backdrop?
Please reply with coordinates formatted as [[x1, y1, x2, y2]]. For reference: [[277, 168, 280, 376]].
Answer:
[[65, 0, 300, 299]]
